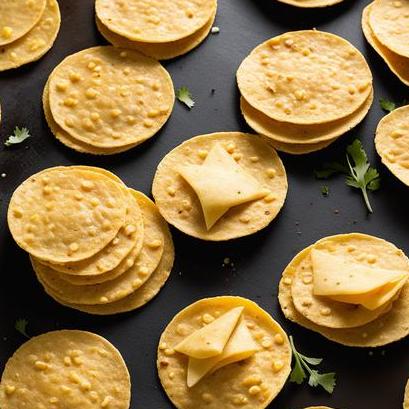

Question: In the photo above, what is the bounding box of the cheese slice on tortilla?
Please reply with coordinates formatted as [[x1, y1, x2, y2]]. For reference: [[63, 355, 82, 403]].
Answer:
[[179, 143, 267, 230], [330, 275, 408, 310], [311, 249, 408, 296], [174, 306, 244, 359], [187, 319, 259, 387]]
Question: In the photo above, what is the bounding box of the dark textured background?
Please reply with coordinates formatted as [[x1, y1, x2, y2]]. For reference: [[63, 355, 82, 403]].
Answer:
[[0, 0, 408, 408]]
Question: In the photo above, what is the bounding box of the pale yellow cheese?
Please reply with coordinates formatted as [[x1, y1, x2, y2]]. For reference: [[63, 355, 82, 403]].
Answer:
[[174, 307, 243, 359], [178, 144, 267, 230], [330, 275, 408, 311], [187, 319, 259, 387], [311, 249, 408, 295]]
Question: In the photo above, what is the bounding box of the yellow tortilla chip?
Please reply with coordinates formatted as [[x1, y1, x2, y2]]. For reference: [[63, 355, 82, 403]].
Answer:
[[158, 296, 291, 409], [8, 167, 128, 264], [0, 330, 131, 409], [278, 233, 409, 347], [152, 132, 288, 241], [95, 0, 217, 43], [362, 4, 409, 86], [37, 193, 175, 315], [95, 12, 215, 61], [179, 144, 267, 229], [375, 105, 409, 187], [0, 0, 61, 72], [404, 379, 409, 409], [175, 307, 244, 359], [48, 46, 174, 149], [369, 0, 409, 59], [240, 90, 373, 145], [43, 79, 138, 155], [32, 190, 165, 305], [0, 0, 46, 46], [237, 31, 372, 125]]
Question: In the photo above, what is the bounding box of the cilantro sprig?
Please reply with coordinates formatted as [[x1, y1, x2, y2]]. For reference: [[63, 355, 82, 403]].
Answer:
[[289, 336, 336, 394], [314, 139, 380, 213], [176, 86, 195, 109], [4, 126, 31, 147], [15, 318, 30, 338], [379, 98, 396, 113]]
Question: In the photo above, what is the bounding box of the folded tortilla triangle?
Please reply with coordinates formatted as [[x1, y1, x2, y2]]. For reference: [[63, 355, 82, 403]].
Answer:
[[179, 143, 267, 230], [174, 306, 244, 359], [187, 318, 259, 387]]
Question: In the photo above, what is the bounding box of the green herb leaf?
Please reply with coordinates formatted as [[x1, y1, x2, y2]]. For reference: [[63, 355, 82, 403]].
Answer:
[[289, 336, 336, 394], [15, 318, 30, 338], [379, 98, 396, 113], [321, 185, 329, 197], [176, 86, 195, 109], [315, 139, 380, 213], [4, 126, 31, 147]]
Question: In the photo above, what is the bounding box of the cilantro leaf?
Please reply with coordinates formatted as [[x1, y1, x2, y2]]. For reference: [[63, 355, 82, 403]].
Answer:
[[4, 126, 31, 147], [314, 139, 380, 213], [15, 318, 30, 338], [289, 336, 336, 394], [321, 185, 329, 197], [345, 140, 380, 213], [176, 86, 195, 109], [379, 98, 396, 113]]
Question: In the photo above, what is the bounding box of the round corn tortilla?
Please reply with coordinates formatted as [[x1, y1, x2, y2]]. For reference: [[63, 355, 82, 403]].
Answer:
[[96, 12, 215, 61], [0, 0, 61, 72], [240, 89, 373, 145], [95, 0, 217, 44], [8, 167, 128, 264], [157, 296, 291, 409], [33, 190, 166, 305], [0, 0, 46, 46], [375, 105, 409, 187], [369, 0, 409, 59], [237, 31, 372, 125], [278, 234, 409, 347], [404, 379, 409, 409], [39, 194, 175, 315], [152, 132, 288, 241], [290, 238, 393, 329], [40, 189, 144, 277], [48, 46, 174, 149], [362, 4, 409, 86], [43, 79, 139, 155], [0, 330, 131, 409]]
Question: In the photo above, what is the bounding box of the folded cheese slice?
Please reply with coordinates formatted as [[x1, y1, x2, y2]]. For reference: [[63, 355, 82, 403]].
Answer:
[[174, 306, 244, 359], [187, 319, 259, 387], [311, 249, 409, 310], [179, 143, 267, 230]]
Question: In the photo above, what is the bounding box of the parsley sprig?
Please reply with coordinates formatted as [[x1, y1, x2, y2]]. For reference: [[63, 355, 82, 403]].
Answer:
[[379, 98, 396, 113], [289, 336, 336, 394], [315, 139, 380, 213], [176, 86, 195, 109], [4, 126, 31, 147], [15, 318, 30, 338]]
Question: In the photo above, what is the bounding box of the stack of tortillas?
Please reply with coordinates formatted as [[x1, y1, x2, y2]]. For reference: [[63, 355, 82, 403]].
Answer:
[[375, 105, 409, 187], [43, 46, 175, 155], [0, 0, 61, 72], [95, 0, 218, 60], [237, 30, 374, 155], [7, 166, 174, 315], [278, 233, 409, 347], [362, 0, 409, 86]]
